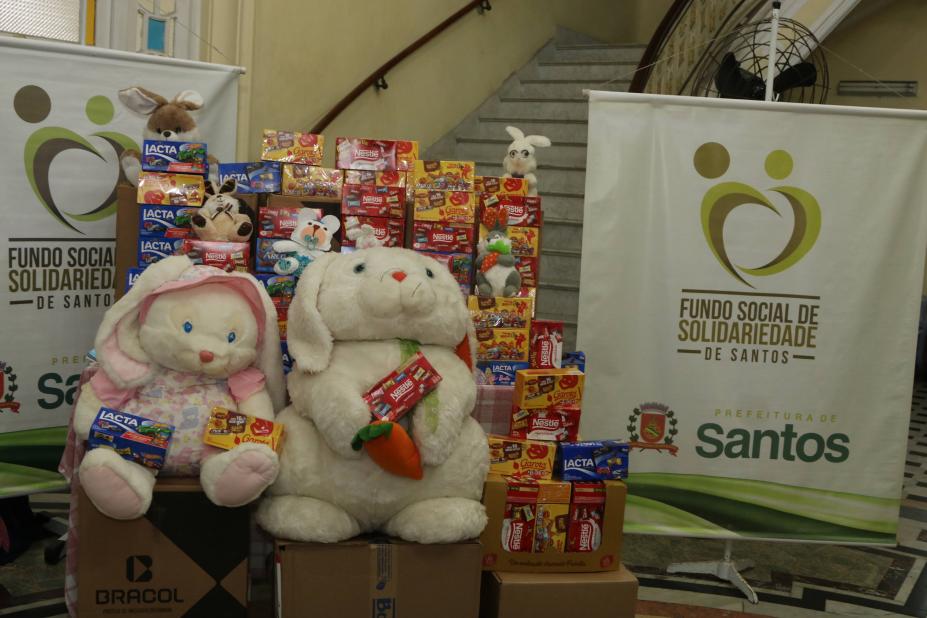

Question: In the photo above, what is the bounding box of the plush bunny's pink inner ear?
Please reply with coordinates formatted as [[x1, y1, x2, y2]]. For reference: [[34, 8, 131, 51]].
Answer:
[[99, 320, 150, 384]]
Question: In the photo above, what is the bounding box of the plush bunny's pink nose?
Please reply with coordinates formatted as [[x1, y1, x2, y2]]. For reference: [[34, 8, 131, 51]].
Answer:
[[199, 350, 215, 363], [391, 271, 407, 282]]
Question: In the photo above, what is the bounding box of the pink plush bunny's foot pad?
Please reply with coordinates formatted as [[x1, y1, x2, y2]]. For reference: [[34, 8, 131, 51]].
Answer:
[[209, 447, 278, 507], [80, 464, 149, 520]]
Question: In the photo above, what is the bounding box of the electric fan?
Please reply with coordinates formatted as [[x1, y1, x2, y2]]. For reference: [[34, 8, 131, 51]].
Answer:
[[690, 7, 829, 104]]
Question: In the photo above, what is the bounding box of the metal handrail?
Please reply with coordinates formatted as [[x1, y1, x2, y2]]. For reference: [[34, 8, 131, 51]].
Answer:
[[310, 0, 491, 134]]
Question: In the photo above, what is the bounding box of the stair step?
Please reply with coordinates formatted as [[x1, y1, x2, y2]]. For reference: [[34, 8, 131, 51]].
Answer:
[[519, 78, 631, 84], [540, 220, 583, 252], [498, 96, 586, 103], [505, 81, 628, 99], [537, 60, 639, 67], [473, 160, 584, 173], [539, 195, 584, 223], [535, 282, 580, 325], [453, 139, 587, 167], [457, 137, 587, 148], [520, 62, 636, 82], [541, 249, 581, 283], [479, 115, 587, 126], [454, 121, 589, 143], [548, 43, 646, 64], [555, 43, 645, 49]]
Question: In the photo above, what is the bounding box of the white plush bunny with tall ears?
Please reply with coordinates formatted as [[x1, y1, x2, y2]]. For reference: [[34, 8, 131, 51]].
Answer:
[[73, 256, 285, 520], [502, 125, 551, 197], [257, 248, 489, 544]]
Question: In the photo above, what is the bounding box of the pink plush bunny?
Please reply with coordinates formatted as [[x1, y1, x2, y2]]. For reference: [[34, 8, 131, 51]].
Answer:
[[73, 256, 285, 520]]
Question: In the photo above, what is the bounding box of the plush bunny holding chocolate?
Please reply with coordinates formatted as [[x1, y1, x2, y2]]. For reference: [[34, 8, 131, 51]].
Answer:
[[257, 248, 489, 543], [475, 206, 521, 297], [502, 125, 551, 197], [73, 256, 285, 520], [191, 179, 254, 242], [118, 86, 219, 186]]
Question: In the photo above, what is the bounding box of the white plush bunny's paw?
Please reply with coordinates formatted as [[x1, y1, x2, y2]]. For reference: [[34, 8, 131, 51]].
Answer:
[[200, 443, 279, 507], [79, 448, 156, 520], [384, 498, 487, 543], [256, 495, 361, 543]]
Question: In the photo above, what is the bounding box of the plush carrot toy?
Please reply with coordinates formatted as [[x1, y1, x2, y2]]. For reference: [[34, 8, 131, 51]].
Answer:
[[351, 421, 423, 480]]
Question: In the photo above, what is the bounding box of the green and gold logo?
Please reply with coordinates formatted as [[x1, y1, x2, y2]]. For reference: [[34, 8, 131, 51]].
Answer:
[[14, 85, 138, 233], [694, 142, 821, 288]]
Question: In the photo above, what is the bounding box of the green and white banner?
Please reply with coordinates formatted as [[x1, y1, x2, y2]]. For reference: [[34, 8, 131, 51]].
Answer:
[[578, 91, 927, 543], [0, 38, 239, 496]]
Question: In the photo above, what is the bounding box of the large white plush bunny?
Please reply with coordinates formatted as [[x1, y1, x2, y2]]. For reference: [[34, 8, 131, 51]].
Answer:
[[73, 256, 285, 520], [502, 125, 551, 197], [257, 248, 489, 543]]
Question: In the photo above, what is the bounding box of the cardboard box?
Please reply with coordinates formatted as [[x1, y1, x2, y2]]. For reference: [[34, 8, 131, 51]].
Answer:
[[88, 408, 174, 470], [515, 255, 539, 289], [343, 169, 407, 187], [529, 320, 563, 369], [341, 215, 405, 248], [510, 406, 581, 442], [137, 172, 205, 206], [258, 204, 324, 238], [412, 222, 475, 253], [138, 204, 197, 238], [479, 567, 638, 618], [77, 478, 249, 617], [412, 189, 476, 224], [481, 474, 627, 573], [275, 538, 481, 618], [142, 140, 207, 174], [476, 361, 530, 386]]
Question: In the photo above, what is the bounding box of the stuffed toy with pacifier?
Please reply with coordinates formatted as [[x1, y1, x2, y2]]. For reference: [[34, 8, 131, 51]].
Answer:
[[272, 210, 341, 277]]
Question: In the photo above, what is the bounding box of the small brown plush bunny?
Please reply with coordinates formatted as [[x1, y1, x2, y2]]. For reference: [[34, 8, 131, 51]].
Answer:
[[118, 86, 219, 186], [191, 179, 254, 242]]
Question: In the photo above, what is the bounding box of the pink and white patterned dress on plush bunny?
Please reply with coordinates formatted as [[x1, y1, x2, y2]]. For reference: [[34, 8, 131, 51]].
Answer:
[[71, 256, 286, 520]]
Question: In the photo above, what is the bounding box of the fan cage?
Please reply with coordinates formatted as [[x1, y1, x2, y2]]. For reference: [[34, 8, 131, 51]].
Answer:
[[690, 17, 829, 104]]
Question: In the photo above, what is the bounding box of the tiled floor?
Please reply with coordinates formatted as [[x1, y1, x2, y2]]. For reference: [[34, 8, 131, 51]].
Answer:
[[3, 383, 927, 617]]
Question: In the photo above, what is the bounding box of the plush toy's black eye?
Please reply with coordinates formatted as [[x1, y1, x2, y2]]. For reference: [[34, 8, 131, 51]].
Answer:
[[155, 127, 162, 134], [174, 127, 182, 133], [521, 149, 530, 157], [509, 150, 517, 157], [426, 268, 434, 278], [353, 263, 366, 274]]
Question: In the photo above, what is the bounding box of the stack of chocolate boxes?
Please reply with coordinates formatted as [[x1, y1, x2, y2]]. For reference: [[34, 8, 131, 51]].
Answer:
[[335, 138, 419, 250], [470, 296, 533, 386], [409, 160, 477, 293], [130, 140, 209, 290], [482, 365, 630, 562], [475, 176, 539, 299]]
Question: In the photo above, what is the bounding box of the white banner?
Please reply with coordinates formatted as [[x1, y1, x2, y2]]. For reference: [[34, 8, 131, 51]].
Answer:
[[579, 91, 927, 543], [0, 38, 239, 490]]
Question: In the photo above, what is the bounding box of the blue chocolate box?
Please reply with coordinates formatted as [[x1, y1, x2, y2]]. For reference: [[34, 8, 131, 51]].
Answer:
[[141, 140, 208, 174], [87, 407, 175, 470]]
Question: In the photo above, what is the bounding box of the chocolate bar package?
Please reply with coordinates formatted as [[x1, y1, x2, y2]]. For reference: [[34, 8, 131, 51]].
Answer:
[[558, 441, 629, 481], [203, 406, 284, 452], [500, 476, 539, 553], [218, 162, 282, 194], [256, 237, 285, 273], [562, 351, 586, 372], [87, 408, 174, 471], [530, 320, 563, 369], [362, 352, 442, 423], [255, 273, 296, 315], [510, 406, 581, 442], [335, 137, 418, 171], [282, 164, 343, 199], [180, 239, 250, 272], [142, 140, 207, 174], [340, 216, 404, 248], [514, 368, 584, 409], [341, 185, 406, 218], [137, 237, 184, 267], [417, 251, 473, 287], [476, 361, 530, 387], [258, 205, 324, 238], [137, 172, 205, 206], [487, 435, 556, 480], [479, 194, 541, 227], [468, 296, 533, 329], [567, 482, 606, 552], [261, 130, 324, 165], [342, 169, 407, 187], [125, 267, 145, 293], [138, 204, 197, 238], [411, 160, 475, 191], [412, 222, 475, 253], [475, 327, 529, 363], [474, 175, 528, 196], [412, 190, 476, 224]]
